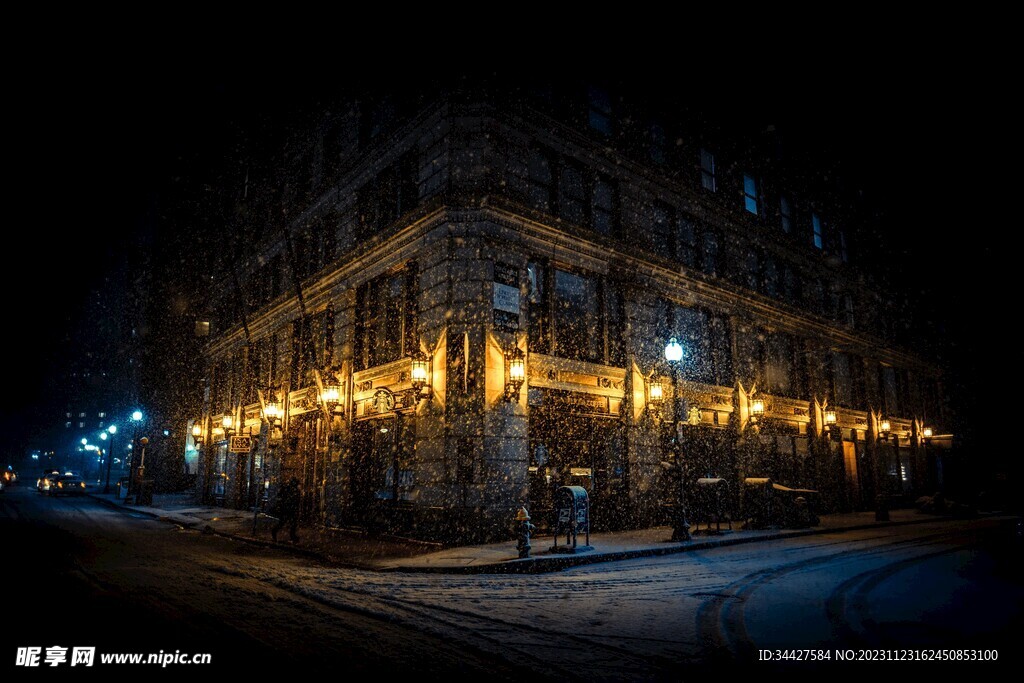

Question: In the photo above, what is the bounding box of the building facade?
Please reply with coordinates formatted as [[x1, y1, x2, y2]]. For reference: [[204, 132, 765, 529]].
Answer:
[[191, 82, 948, 542]]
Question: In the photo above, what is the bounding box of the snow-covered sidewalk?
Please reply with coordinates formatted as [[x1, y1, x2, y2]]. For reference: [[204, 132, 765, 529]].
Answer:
[[87, 489, 965, 573]]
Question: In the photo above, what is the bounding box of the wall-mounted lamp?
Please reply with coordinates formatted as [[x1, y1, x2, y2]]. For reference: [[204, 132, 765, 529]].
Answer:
[[922, 426, 933, 439], [191, 423, 204, 445], [320, 384, 342, 413], [750, 399, 765, 422], [217, 415, 234, 441], [410, 351, 432, 402], [824, 409, 837, 426], [648, 378, 664, 405], [263, 395, 283, 424], [504, 346, 526, 402], [878, 418, 892, 440]]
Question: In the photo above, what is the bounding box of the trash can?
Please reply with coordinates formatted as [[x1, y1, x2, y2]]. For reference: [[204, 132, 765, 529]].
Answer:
[[137, 479, 154, 506]]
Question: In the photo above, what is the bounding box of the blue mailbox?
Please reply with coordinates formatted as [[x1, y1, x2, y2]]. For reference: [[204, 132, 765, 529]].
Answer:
[[550, 485, 593, 553]]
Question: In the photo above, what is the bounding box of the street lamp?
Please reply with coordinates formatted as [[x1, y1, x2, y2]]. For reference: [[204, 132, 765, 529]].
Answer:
[[664, 337, 690, 542], [126, 410, 144, 497], [100, 425, 118, 493]]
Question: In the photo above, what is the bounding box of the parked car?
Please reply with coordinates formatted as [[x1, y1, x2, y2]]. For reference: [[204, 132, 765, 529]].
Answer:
[[37, 470, 61, 493], [50, 474, 87, 496], [2, 467, 16, 485]]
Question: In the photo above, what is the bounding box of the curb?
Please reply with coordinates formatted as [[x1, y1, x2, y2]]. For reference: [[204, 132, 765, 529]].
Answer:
[[380, 513, 1012, 575]]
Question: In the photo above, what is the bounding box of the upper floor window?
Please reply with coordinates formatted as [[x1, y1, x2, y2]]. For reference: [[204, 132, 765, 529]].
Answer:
[[357, 151, 419, 238], [559, 161, 587, 225], [743, 174, 759, 215], [527, 148, 555, 213], [677, 216, 697, 268], [700, 230, 720, 276], [812, 213, 824, 250], [528, 262, 623, 365], [591, 176, 618, 236], [780, 195, 793, 233], [831, 351, 853, 406], [587, 86, 613, 136], [764, 331, 794, 396], [651, 201, 674, 255], [700, 149, 717, 192], [666, 302, 732, 385], [354, 265, 417, 371]]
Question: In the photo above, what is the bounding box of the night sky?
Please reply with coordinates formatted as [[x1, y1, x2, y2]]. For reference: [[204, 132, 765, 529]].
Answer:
[[4, 67, 1003, 474]]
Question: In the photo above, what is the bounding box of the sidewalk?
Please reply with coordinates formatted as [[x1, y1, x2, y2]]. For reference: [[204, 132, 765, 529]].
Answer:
[[88, 489, 1003, 574]]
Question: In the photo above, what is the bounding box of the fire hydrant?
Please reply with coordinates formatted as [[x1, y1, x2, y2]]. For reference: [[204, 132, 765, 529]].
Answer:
[[515, 506, 536, 558]]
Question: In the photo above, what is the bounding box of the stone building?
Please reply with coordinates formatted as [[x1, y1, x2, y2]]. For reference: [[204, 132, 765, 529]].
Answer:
[[190, 81, 947, 542]]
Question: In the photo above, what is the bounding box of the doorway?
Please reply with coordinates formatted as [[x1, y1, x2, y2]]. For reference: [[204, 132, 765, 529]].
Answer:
[[529, 412, 626, 530], [351, 414, 415, 527]]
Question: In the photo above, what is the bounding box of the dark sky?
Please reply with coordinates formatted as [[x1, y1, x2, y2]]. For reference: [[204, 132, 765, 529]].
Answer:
[[4, 67, 1002, 467]]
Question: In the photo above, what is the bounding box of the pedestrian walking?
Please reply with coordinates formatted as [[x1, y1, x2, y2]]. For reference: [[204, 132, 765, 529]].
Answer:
[[272, 477, 301, 543]]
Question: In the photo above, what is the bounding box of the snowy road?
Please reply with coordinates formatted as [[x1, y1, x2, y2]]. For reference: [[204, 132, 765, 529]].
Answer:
[[3, 487, 1021, 678]]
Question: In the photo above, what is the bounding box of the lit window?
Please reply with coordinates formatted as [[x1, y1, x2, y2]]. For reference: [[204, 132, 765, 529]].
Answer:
[[66, 412, 72, 418], [98, 412, 106, 418], [780, 195, 793, 233], [65, 421, 72, 428], [79, 412, 86, 418], [812, 213, 824, 250], [700, 149, 716, 192], [743, 174, 759, 215], [78, 422, 84, 428]]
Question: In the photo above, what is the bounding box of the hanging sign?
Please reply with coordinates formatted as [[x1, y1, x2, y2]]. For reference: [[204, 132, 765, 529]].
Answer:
[[229, 436, 253, 453]]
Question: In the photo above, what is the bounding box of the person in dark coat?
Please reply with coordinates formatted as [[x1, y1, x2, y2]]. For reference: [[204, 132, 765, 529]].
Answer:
[[272, 477, 301, 543]]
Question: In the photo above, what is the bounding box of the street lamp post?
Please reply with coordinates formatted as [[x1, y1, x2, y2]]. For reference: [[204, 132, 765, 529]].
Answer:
[[126, 411, 144, 497], [664, 337, 691, 542], [102, 425, 117, 494]]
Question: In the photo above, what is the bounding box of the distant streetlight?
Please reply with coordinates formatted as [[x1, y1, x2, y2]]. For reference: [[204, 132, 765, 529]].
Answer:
[[103, 424, 117, 494], [127, 410, 145, 497]]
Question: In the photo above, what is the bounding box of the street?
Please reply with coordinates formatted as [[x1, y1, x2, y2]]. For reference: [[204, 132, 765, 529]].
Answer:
[[3, 485, 1021, 678]]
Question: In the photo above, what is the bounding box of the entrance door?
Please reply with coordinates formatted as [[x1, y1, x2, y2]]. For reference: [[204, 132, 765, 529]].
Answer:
[[529, 414, 625, 530], [842, 441, 860, 508], [351, 415, 415, 527], [291, 416, 324, 523]]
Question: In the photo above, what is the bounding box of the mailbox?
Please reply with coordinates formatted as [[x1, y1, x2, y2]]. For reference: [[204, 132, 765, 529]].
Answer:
[[694, 477, 731, 534], [550, 485, 593, 553]]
